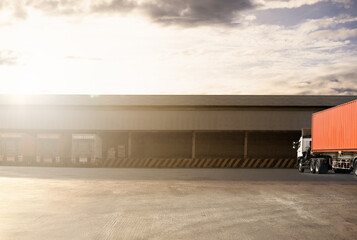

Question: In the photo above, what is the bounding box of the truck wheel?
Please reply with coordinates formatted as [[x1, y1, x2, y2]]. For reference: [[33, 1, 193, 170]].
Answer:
[[319, 159, 329, 174], [298, 160, 304, 173], [354, 161, 357, 176], [310, 161, 315, 174], [315, 161, 320, 174]]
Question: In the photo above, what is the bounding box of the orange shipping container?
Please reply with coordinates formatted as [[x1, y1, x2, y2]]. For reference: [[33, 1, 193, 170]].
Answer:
[[312, 100, 357, 152]]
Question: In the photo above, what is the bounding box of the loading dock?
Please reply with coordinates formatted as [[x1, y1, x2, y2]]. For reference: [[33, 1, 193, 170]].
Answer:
[[0, 95, 355, 167]]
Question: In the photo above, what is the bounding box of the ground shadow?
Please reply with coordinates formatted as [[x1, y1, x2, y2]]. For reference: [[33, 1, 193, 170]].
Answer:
[[0, 166, 356, 183]]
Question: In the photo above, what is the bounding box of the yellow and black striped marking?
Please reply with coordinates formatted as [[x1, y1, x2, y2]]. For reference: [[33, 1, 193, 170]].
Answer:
[[102, 158, 296, 168]]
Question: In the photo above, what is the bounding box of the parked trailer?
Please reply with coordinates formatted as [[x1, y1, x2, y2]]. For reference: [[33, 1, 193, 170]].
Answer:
[[0, 133, 36, 165], [71, 134, 102, 165], [294, 100, 357, 175], [36, 134, 61, 164]]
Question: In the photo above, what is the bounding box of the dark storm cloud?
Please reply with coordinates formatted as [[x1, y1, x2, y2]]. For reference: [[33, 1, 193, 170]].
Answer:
[[254, 0, 357, 27], [3, 0, 257, 26], [332, 88, 357, 94], [136, 0, 255, 26]]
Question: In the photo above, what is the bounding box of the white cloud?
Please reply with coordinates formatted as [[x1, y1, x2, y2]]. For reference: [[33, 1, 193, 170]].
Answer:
[[257, 0, 328, 9], [244, 14, 257, 21], [0, 50, 18, 65], [298, 15, 357, 33], [0, 0, 257, 26], [0, 2, 356, 95], [257, 0, 354, 10], [310, 28, 357, 40]]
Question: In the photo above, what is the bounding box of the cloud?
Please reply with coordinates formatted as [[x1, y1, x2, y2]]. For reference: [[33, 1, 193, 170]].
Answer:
[[331, 0, 354, 8], [137, 0, 255, 26], [0, 51, 18, 66], [26, 0, 90, 16], [0, 1, 356, 95], [310, 28, 357, 40], [14, 0, 27, 19], [92, 0, 257, 26], [298, 16, 357, 33], [91, 0, 137, 14], [332, 87, 357, 94], [288, 70, 357, 95], [259, 0, 328, 10], [258, 0, 354, 10], [65, 56, 102, 61], [0, 0, 257, 26]]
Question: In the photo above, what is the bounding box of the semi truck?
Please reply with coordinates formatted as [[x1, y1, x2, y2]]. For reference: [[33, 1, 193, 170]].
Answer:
[[294, 99, 357, 175], [71, 134, 102, 165]]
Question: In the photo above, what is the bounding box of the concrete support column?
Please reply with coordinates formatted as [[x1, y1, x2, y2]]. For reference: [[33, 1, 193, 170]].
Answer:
[[244, 131, 248, 158], [128, 132, 132, 158], [192, 131, 196, 159]]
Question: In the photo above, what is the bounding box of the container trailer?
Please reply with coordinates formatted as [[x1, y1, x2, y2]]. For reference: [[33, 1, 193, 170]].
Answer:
[[293, 100, 357, 175], [71, 134, 102, 165]]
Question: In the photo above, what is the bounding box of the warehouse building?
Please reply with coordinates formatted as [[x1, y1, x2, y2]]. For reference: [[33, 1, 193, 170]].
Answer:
[[0, 95, 356, 168]]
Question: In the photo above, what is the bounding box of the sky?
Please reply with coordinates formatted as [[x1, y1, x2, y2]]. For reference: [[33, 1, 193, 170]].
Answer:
[[0, 0, 356, 95]]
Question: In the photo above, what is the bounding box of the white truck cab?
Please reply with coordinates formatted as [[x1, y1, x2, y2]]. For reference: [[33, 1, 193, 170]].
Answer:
[[293, 129, 312, 159], [296, 136, 311, 159]]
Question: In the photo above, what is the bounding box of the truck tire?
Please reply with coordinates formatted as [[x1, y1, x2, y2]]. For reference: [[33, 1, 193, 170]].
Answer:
[[317, 159, 328, 174], [315, 159, 324, 174], [354, 161, 357, 176], [315, 161, 319, 174], [310, 160, 315, 174], [298, 159, 304, 173]]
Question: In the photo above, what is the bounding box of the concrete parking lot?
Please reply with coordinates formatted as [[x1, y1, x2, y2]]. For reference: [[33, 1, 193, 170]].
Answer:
[[0, 167, 356, 240]]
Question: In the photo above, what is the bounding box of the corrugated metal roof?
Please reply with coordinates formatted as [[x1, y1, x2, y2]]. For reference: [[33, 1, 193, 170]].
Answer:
[[0, 95, 356, 107]]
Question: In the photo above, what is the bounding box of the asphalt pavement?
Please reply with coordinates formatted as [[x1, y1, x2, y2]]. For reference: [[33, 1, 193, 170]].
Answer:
[[0, 167, 356, 240]]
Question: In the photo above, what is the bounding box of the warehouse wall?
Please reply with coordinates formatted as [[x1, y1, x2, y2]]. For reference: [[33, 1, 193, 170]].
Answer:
[[21, 133, 36, 161], [101, 132, 129, 159], [0, 107, 316, 131], [1, 130, 301, 161], [58, 133, 71, 163], [247, 131, 300, 158], [131, 132, 192, 158], [196, 132, 245, 158]]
